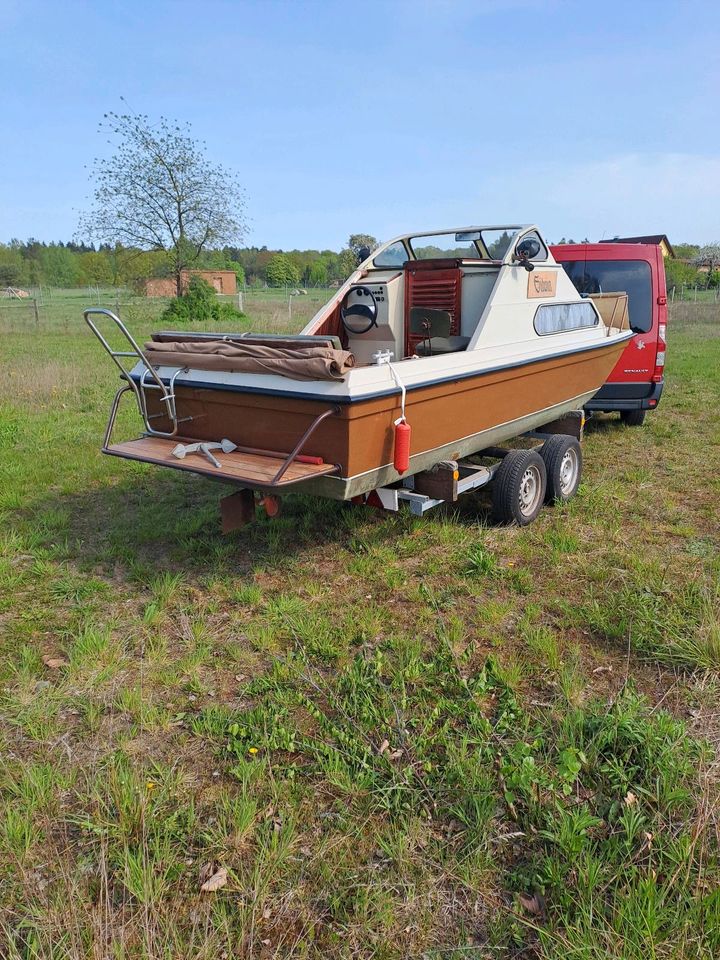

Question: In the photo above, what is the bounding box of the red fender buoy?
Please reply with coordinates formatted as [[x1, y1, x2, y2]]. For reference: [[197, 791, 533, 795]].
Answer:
[[394, 420, 411, 473]]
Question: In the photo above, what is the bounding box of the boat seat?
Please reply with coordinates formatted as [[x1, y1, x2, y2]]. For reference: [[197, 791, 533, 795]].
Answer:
[[409, 307, 469, 356], [415, 335, 471, 356]]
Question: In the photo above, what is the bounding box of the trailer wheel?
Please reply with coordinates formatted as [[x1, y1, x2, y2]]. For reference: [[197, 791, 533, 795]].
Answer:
[[620, 409, 646, 427], [540, 435, 582, 504], [492, 449, 547, 526]]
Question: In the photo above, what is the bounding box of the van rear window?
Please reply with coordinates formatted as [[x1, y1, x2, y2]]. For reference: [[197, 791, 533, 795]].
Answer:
[[559, 260, 653, 333]]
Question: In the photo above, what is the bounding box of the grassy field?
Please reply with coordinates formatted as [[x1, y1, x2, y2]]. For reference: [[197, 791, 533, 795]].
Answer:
[[0, 293, 719, 958]]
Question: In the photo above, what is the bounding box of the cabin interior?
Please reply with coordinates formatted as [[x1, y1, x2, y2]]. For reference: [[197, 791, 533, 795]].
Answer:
[[310, 256, 505, 366]]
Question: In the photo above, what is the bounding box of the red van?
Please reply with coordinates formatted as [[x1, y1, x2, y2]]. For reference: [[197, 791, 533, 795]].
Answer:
[[550, 243, 667, 425]]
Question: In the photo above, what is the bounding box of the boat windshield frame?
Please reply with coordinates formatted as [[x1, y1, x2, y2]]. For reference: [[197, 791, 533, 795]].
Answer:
[[370, 225, 528, 270]]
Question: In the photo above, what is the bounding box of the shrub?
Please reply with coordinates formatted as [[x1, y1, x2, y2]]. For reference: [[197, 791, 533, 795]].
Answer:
[[160, 276, 245, 325]]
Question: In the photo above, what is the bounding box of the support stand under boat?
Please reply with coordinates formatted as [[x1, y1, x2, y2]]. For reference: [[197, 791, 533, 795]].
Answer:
[[220, 489, 281, 533]]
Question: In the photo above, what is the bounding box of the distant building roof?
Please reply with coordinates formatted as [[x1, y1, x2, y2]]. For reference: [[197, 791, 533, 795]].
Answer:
[[600, 235, 675, 258]]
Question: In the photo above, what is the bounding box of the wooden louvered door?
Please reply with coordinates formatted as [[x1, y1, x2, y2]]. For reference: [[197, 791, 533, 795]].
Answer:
[[404, 264, 462, 356]]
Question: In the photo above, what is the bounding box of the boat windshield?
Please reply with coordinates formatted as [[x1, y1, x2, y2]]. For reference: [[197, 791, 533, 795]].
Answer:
[[408, 228, 520, 261]]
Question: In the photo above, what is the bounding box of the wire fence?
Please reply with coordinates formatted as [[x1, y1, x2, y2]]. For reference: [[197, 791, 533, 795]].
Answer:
[[0, 284, 335, 334], [668, 284, 720, 303], [1, 281, 717, 335]]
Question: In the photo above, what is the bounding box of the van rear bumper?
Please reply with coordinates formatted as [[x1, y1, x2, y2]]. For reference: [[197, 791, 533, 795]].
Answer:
[[585, 379, 664, 412]]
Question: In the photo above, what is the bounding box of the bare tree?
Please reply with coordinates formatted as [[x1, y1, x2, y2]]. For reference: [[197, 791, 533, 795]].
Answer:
[[78, 108, 247, 295]]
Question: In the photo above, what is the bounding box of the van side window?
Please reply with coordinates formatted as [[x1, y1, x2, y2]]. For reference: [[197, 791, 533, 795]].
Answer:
[[534, 301, 599, 336], [560, 260, 653, 333]]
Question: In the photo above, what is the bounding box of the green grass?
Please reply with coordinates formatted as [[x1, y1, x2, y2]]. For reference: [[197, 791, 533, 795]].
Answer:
[[0, 295, 718, 957]]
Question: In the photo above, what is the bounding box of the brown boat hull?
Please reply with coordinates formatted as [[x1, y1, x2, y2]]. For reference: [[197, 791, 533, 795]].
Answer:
[[141, 339, 625, 499]]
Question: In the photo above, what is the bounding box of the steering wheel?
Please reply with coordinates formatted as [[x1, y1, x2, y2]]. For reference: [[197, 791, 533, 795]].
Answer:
[[341, 285, 378, 335]]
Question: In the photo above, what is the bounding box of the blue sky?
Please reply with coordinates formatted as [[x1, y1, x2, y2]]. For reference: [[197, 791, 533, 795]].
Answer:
[[1, 0, 718, 249]]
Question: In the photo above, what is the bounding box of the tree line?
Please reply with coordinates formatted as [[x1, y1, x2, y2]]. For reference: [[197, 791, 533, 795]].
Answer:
[[2, 235, 717, 293], [662, 244, 720, 290], [0, 234, 378, 291]]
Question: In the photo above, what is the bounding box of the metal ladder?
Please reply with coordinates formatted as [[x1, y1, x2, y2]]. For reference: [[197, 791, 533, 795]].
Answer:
[[84, 307, 190, 443]]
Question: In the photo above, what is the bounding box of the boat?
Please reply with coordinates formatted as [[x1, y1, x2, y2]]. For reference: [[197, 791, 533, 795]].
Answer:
[[85, 224, 633, 516]]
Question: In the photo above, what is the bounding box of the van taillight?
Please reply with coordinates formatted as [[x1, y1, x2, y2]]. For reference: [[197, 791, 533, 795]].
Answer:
[[653, 325, 667, 382]]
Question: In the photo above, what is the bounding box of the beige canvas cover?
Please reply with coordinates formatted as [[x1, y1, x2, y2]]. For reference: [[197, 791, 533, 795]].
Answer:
[[143, 340, 355, 381]]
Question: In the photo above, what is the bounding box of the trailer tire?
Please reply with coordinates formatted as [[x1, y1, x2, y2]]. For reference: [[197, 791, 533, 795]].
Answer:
[[492, 449, 547, 526], [620, 409, 646, 427], [540, 435, 582, 504]]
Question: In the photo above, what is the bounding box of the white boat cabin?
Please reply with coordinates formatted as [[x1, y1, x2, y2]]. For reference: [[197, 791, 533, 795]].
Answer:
[[303, 224, 606, 366]]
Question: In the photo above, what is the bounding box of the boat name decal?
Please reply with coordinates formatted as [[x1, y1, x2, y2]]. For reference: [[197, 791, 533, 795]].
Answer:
[[528, 271, 557, 298]]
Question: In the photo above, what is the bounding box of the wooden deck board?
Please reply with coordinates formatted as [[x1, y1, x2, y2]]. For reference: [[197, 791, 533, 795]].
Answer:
[[106, 437, 338, 487]]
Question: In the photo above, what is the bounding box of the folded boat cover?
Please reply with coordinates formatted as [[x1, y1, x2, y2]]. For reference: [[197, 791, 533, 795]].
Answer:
[[143, 340, 355, 381]]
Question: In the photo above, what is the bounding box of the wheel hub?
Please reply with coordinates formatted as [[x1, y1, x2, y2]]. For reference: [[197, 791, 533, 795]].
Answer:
[[518, 465, 542, 516], [559, 449, 578, 494]]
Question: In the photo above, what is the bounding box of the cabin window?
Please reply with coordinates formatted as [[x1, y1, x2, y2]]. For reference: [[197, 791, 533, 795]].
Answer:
[[408, 229, 522, 261], [410, 234, 485, 260], [480, 230, 516, 259], [373, 241, 409, 268], [559, 260, 653, 333], [534, 301, 599, 336]]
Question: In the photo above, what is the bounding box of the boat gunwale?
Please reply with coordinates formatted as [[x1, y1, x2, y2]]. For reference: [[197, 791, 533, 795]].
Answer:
[[129, 330, 634, 405]]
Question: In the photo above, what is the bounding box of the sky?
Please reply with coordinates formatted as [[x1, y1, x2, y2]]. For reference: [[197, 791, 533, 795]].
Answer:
[[1, 0, 719, 250]]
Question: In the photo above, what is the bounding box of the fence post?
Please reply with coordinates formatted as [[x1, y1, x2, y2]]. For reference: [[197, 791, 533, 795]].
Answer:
[[32, 298, 39, 324], [694, 285, 698, 302], [237, 291, 243, 312], [670, 286, 675, 303]]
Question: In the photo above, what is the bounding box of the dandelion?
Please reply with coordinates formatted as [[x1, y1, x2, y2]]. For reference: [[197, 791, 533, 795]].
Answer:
[[146, 780, 156, 791], [248, 747, 258, 755]]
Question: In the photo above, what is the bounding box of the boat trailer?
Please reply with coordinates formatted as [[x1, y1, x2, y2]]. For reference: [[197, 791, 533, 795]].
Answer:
[[346, 411, 584, 527]]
